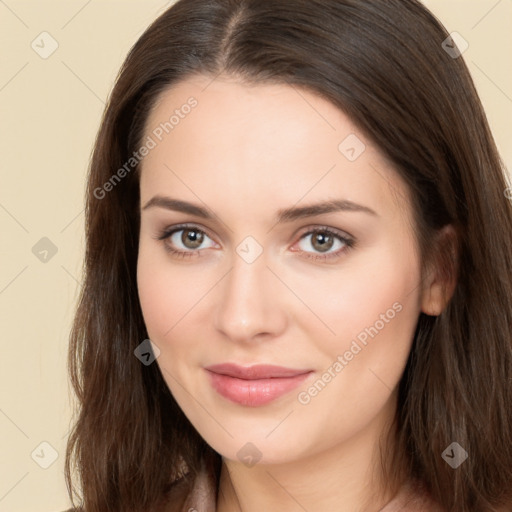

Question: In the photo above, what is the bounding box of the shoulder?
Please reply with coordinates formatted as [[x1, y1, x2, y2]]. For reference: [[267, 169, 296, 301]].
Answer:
[[57, 474, 210, 512], [381, 478, 445, 512], [162, 464, 217, 512], [161, 474, 195, 511]]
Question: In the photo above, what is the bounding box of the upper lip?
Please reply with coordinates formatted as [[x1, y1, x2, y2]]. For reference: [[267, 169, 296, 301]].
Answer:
[[204, 363, 312, 380]]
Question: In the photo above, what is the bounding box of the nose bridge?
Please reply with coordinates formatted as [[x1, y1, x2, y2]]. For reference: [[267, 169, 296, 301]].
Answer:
[[214, 249, 285, 342]]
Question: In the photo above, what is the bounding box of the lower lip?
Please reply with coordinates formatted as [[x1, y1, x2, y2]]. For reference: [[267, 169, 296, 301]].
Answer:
[[206, 370, 313, 407]]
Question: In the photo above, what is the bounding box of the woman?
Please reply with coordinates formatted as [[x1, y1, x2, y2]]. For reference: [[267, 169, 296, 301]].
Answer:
[[63, 0, 512, 511]]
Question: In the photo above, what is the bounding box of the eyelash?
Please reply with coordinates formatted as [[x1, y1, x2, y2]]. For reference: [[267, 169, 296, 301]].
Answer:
[[154, 223, 355, 262]]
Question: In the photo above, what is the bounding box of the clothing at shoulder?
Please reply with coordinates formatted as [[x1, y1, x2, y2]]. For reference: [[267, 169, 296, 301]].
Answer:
[[163, 463, 445, 512], [380, 478, 445, 512], [164, 462, 217, 512], [59, 473, 445, 511]]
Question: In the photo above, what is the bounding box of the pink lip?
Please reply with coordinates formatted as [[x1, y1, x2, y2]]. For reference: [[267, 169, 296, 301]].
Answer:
[[204, 363, 313, 407]]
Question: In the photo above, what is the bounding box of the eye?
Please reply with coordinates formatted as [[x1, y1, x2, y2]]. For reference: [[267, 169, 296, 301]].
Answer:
[[292, 227, 355, 261], [155, 224, 217, 258], [154, 224, 355, 262]]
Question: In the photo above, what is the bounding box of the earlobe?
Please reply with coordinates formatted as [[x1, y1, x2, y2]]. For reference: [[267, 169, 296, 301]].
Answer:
[[420, 224, 459, 317]]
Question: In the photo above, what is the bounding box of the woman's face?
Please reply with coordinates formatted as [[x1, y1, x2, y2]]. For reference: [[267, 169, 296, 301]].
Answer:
[[137, 74, 429, 466]]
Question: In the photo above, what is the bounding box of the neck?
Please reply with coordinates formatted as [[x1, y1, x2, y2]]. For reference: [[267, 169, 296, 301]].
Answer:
[[216, 391, 404, 512]]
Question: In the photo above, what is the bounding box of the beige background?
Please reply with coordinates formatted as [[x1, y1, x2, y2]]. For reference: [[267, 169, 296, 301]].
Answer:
[[0, 1, 511, 511]]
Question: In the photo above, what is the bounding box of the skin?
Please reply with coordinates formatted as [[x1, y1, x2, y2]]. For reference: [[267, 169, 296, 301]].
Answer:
[[136, 74, 455, 512]]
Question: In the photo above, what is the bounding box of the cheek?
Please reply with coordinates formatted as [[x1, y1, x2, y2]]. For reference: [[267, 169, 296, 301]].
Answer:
[[302, 233, 421, 365], [137, 244, 193, 341], [291, 241, 421, 443], [137, 251, 169, 339], [136, 242, 219, 365]]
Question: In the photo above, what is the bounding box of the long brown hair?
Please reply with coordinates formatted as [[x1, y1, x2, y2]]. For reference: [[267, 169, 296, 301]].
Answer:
[[65, 1, 512, 511]]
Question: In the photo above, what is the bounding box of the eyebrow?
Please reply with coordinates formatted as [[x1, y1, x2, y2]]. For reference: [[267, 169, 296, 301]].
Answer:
[[277, 198, 378, 221], [142, 196, 378, 222]]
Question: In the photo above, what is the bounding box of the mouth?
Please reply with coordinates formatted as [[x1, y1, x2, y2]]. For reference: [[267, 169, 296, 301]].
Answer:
[[204, 363, 314, 407]]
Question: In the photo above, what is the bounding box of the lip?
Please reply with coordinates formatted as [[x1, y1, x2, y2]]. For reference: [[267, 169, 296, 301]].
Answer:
[[204, 363, 313, 407]]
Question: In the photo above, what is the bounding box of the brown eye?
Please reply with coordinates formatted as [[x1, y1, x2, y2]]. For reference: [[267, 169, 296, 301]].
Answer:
[[310, 231, 335, 253], [181, 228, 204, 249], [293, 227, 355, 262], [156, 224, 217, 257]]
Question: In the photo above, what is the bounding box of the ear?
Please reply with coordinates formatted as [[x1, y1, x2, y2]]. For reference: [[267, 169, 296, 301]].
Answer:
[[420, 224, 459, 316]]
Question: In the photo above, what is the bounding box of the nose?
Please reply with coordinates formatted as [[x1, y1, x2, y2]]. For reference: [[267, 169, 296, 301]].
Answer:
[[213, 250, 288, 344]]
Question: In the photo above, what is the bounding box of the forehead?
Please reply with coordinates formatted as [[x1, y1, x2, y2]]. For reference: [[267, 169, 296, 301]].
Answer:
[[139, 74, 412, 224]]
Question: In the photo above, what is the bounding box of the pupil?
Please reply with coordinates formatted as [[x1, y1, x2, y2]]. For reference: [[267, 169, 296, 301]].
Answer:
[[313, 232, 333, 252], [183, 229, 203, 248]]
